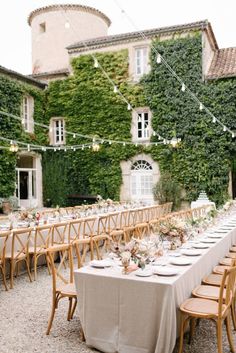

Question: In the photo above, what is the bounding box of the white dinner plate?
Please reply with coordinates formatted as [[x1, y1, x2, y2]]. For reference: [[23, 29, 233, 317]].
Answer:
[[170, 258, 192, 266], [181, 249, 201, 256], [153, 267, 179, 276], [135, 269, 153, 277], [207, 234, 224, 238], [17, 222, 28, 228], [90, 259, 112, 268], [0, 224, 10, 230], [201, 238, 216, 243], [192, 243, 210, 249], [214, 230, 228, 233]]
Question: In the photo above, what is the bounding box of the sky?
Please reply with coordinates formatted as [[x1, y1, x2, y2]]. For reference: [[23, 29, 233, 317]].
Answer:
[[1, 0, 236, 75]]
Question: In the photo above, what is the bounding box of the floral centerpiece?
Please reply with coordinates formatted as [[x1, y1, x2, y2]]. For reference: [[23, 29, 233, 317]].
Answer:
[[110, 238, 158, 272], [156, 218, 187, 245]]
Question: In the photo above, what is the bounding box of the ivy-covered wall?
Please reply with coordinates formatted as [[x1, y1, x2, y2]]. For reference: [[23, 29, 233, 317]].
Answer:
[[1, 31, 235, 207], [0, 75, 46, 197], [44, 33, 236, 207]]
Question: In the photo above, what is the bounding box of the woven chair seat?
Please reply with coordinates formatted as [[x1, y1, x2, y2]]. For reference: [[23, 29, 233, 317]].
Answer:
[[213, 265, 230, 275], [180, 297, 225, 317], [202, 273, 223, 286], [192, 285, 226, 301], [58, 283, 77, 297], [219, 258, 234, 266]]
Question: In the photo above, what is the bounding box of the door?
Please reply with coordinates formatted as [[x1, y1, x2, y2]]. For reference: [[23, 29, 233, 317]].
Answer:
[[16, 168, 37, 208], [130, 160, 154, 202]]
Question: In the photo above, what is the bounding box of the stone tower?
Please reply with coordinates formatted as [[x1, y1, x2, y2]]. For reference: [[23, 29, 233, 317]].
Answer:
[[28, 4, 111, 75]]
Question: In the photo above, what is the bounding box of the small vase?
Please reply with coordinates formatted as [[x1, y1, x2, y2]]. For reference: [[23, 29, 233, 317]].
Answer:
[[122, 259, 130, 275]]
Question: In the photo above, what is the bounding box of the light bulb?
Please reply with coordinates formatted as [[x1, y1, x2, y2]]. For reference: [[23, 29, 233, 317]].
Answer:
[[113, 86, 118, 93], [153, 131, 156, 136], [199, 103, 203, 111], [73, 133, 76, 138], [212, 116, 216, 123], [127, 103, 131, 110], [232, 132, 235, 138], [27, 144, 30, 152], [94, 58, 99, 68], [223, 126, 227, 132], [181, 83, 186, 92], [156, 53, 162, 64]]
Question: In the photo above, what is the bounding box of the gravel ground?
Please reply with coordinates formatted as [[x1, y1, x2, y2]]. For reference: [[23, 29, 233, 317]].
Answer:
[[1, 265, 236, 353]]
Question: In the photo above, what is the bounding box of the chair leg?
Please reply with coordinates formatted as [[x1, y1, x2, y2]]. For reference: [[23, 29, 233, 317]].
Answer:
[[225, 315, 235, 353], [189, 318, 196, 344], [46, 300, 57, 335], [25, 256, 32, 283], [34, 254, 37, 281], [90, 241, 94, 261], [0, 266, 8, 291], [216, 321, 223, 353], [67, 297, 73, 321], [231, 302, 236, 331], [178, 314, 189, 353], [10, 260, 15, 289], [70, 298, 77, 320]]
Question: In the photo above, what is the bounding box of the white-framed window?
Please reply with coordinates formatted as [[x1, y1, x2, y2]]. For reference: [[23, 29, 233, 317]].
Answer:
[[22, 96, 34, 133], [50, 118, 65, 145], [135, 47, 148, 77], [131, 160, 153, 200], [137, 112, 150, 140]]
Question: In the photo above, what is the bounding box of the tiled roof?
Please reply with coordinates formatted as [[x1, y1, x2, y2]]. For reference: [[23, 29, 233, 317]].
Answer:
[[31, 68, 70, 78], [0, 65, 46, 88], [206, 47, 236, 79], [28, 4, 111, 27], [67, 20, 215, 52]]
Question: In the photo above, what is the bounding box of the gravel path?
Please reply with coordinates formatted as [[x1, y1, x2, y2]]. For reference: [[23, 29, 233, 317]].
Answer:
[[1, 265, 236, 353]]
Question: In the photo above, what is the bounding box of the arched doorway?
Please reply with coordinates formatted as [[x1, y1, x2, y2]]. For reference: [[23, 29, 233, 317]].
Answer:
[[120, 154, 160, 203], [131, 160, 153, 202]]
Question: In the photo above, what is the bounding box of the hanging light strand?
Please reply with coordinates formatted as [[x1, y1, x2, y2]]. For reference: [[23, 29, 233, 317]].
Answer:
[[113, 0, 236, 137]]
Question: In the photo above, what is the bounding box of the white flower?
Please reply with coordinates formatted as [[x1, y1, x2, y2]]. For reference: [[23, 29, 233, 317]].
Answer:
[[120, 251, 131, 262]]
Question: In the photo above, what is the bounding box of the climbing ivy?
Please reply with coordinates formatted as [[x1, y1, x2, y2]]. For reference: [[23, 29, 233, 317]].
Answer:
[[0, 74, 46, 197], [2, 33, 236, 207], [142, 33, 236, 205]]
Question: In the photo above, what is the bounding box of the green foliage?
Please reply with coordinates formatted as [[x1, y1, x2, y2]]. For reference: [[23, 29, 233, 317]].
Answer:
[[0, 74, 46, 197], [153, 172, 182, 210], [43, 50, 144, 205], [142, 33, 234, 205]]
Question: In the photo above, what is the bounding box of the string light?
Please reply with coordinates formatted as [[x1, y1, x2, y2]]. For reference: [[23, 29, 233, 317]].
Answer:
[[113, 0, 236, 138], [181, 83, 186, 92], [94, 58, 99, 68], [113, 86, 118, 93], [73, 133, 76, 138], [156, 53, 162, 64], [223, 126, 227, 132], [127, 103, 131, 110], [212, 116, 216, 123]]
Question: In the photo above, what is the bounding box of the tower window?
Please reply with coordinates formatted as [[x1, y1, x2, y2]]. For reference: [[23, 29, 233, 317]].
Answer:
[[39, 22, 46, 33]]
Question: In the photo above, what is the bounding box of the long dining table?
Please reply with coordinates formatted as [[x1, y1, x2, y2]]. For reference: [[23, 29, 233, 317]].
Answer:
[[74, 217, 236, 353]]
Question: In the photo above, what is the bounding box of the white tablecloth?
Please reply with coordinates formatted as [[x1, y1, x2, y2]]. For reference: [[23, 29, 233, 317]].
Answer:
[[74, 224, 236, 353]]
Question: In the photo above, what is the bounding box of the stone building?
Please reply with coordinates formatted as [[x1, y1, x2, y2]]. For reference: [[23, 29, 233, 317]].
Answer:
[[1, 3, 236, 207]]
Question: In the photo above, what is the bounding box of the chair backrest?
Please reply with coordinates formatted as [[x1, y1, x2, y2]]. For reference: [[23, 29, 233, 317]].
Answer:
[[0, 231, 10, 264], [83, 217, 97, 238], [11, 228, 32, 259], [46, 244, 74, 296], [34, 224, 53, 250], [97, 215, 108, 235], [52, 222, 68, 245], [127, 210, 137, 226], [120, 210, 129, 228], [108, 212, 120, 232], [218, 265, 236, 318], [68, 219, 84, 243]]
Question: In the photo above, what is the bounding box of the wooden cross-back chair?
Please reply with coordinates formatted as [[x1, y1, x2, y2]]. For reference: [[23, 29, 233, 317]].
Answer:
[[46, 244, 80, 335], [5, 228, 32, 289], [0, 231, 10, 290], [52, 221, 68, 245], [68, 219, 90, 268], [28, 224, 53, 280], [123, 210, 137, 243], [178, 266, 236, 353], [107, 212, 124, 244], [82, 217, 97, 261]]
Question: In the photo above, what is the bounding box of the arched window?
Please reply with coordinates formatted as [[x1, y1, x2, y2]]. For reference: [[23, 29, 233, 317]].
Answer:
[[131, 160, 152, 171], [131, 160, 153, 201]]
